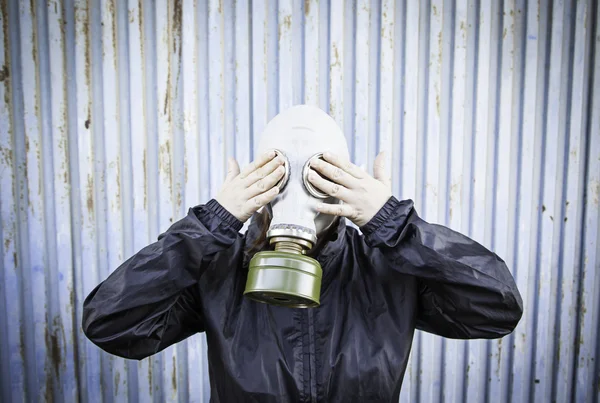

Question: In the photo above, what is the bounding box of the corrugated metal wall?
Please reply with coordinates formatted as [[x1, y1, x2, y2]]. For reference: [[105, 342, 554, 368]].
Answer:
[[0, 0, 598, 402]]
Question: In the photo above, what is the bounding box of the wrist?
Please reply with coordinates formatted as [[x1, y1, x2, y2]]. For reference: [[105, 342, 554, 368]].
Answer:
[[205, 199, 244, 231]]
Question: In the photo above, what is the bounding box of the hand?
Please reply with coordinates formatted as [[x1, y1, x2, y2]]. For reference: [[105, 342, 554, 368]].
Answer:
[[216, 151, 286, 223], [307, 151, 393, 227]]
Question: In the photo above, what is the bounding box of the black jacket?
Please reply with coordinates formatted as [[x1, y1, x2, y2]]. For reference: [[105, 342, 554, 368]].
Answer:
[[82, 196, 523, 402]]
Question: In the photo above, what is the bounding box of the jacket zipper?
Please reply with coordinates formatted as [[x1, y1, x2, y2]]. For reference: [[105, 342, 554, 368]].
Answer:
[[307, 309, 317, 403]]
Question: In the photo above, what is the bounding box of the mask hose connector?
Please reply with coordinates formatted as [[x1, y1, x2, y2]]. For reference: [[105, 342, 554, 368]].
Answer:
[[269, 236, 313, 255]]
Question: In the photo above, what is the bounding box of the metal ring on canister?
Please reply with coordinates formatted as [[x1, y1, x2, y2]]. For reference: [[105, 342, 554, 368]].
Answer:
[[244, 251, 322, 308], [302, 153, 329, 199]]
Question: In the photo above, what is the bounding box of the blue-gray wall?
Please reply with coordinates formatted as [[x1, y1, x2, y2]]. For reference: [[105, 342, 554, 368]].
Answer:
[[0, 0, 599, 402]]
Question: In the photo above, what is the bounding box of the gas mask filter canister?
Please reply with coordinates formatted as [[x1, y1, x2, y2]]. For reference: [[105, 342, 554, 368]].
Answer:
[[243, 105, 349, 308]]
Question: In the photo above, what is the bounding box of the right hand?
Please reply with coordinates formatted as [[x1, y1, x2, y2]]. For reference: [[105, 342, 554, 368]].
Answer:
[[215, 151, 286, 223]]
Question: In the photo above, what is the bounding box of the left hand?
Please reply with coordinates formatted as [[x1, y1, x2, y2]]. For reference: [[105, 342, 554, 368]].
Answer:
[[308, 151, 393, 227]]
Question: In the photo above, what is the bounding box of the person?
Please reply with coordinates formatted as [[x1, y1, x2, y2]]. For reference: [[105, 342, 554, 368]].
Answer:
[[82, 105, 523, 402]]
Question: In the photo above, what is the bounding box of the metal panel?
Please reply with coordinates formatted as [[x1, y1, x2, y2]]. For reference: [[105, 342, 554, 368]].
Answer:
[[0, 0, 598, 402]]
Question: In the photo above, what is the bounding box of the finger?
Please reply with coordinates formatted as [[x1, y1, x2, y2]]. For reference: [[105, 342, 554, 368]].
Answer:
[[246, 165, 286, 198], [322, 152, 364, 179], [243, 154, 285, 187], [309, 158, 357, 189], [239, 150, 277, 179], [244, 186, 280, 215], [373, 151, 391, 188], [316, 202, 356, 219], [225, 157, 240, 183], [307, 168, 350, 201]]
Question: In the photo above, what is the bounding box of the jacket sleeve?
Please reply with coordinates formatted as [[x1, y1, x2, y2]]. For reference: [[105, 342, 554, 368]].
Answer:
[[361, 196, 523, 339], [82, 199, 243, 360]]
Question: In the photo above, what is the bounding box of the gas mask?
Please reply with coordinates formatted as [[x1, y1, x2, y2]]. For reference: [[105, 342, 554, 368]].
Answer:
[[243, 105, 350, 308]]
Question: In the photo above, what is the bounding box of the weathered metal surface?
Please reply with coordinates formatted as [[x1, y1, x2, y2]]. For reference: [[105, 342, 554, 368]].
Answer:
[[0, 0, 598, 402]]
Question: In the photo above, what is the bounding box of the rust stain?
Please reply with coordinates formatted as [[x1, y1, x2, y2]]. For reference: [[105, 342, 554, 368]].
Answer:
[[30, 0, 38, 66], [115, 156, 121, 210], [143, 149, 147, 208], [45, 316, 65, 387], [164, 83, 171, 116], [114, 370, 121, 395], [304, 0, 310, 16], [0, 144, 12, 166], [19, 321, 26, 365], [172, 356, 177, 390], [45, 370, 55, 403], [82, 2, 91, 93], [218, 0, 223, 14], [159, 140, 172, 194], [108, 0, 117, 70], [139, 0, 144, 58], [68, 285, 74, 314], [85, 118, 91, 129], [503, 28, 507, 39], [438, 32, 442, 63], [436, 93, 440, 117], [4, 238, 9, 251], [279, 15, 291, 41], [1, 1, 10, 110], [0, 64, 8, 81], [148, 360, 153, 395], [184, 157, 188, 186], [331, 44, 341, 68], [172, 0, 183, 102], [173, 0, 182, 55], [86, 174, 94, 213], [496, 338, 502, 378], [432, 5, 438, 16]]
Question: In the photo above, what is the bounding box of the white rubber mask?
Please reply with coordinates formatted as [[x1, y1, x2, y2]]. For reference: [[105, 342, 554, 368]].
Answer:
[[256, 105, 350, 238]]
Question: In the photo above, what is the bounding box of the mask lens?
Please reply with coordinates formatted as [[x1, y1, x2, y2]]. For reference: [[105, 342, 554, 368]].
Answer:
[[273, 149, 290, 191], [302, 153, 329, 199]]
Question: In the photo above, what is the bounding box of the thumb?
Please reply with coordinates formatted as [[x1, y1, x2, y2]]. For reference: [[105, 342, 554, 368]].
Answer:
[[373, 151, 391, 188], [225, 157, 240, 182]]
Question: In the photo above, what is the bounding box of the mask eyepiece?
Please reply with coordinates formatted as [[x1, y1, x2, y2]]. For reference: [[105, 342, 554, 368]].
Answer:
[[302, 153, 329, 199], [273, 149, 290, 191]]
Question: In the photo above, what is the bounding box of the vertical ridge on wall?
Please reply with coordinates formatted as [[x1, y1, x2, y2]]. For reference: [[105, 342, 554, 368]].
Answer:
[[0, 1, 599, 403], [574, 2, 600, 401]]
